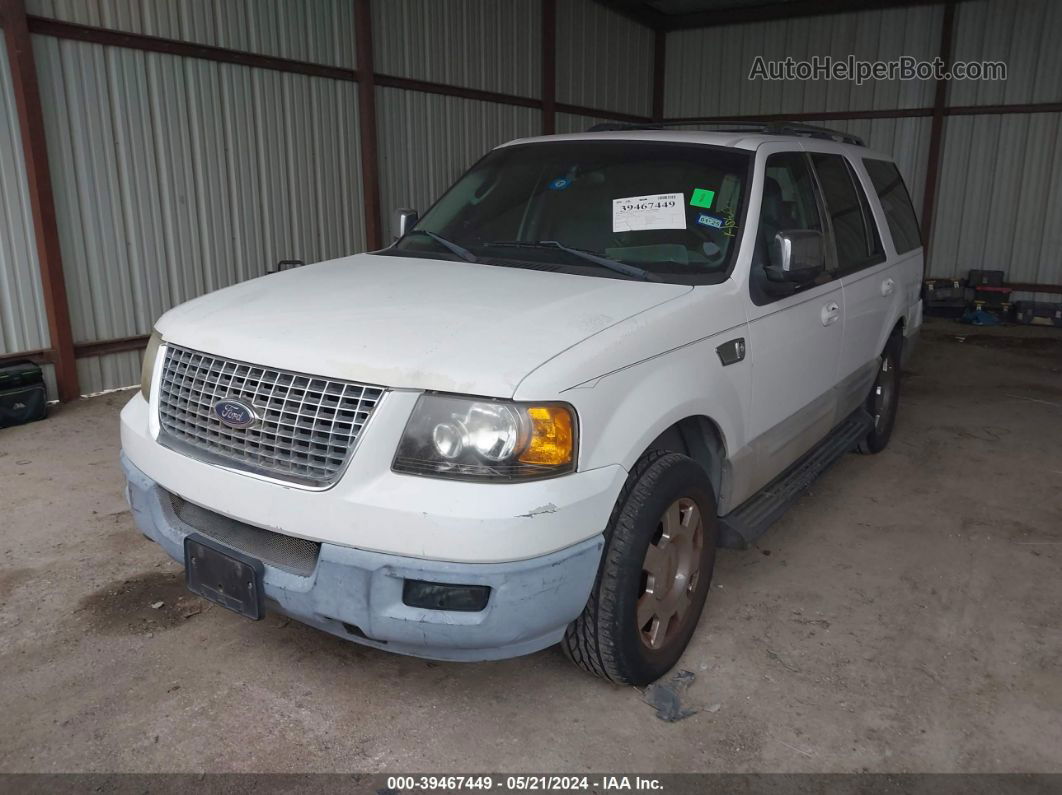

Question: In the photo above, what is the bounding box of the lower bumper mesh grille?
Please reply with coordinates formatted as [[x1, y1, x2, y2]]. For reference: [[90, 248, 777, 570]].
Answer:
[[167, 491, 321, 577]]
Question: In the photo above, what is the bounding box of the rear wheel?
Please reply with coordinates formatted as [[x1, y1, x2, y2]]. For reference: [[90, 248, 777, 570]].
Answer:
[[562, 451, 717, 685], [857, 330, 903, 454]]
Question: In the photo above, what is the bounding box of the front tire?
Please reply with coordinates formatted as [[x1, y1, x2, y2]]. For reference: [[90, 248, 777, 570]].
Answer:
[[562, 451, 718, 686], [857, 330, 903, 454]]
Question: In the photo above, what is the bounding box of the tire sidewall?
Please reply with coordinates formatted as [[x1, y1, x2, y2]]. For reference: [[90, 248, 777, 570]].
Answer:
[[863, 332, 903, 453], [606, 455, 718, 685]]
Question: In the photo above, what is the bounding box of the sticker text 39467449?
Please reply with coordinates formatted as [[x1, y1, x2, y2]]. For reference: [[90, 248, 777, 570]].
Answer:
[[612, 193, 686, 233]]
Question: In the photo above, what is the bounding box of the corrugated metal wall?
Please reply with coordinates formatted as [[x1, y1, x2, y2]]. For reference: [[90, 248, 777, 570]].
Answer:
[[664, 4, 942, 118], [376, 86, 539, 225], [6, 1, 1061, 400], [930, 112, 1062, 296], [8, 0, 662, 398], [0, 37, 49, 358], [373, 0, 540, 98], [557, 0, 653, 117], [32, 35, 366, 394], [26, 0, 357, 67], [662, 0, 1062, 293], [950, 0, 1062, 107]]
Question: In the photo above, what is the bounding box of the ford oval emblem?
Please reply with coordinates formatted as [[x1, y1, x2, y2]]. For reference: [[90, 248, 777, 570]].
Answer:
[[213, 398, 258, 429]]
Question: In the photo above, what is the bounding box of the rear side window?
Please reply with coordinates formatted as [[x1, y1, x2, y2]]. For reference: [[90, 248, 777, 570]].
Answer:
[[863, 158, 922, 254], [811, 153, 884, 273]]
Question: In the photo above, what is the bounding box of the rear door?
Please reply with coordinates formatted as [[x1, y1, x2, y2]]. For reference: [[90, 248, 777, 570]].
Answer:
[[744, 149, 844, 494], [808, 150, 896, 418]]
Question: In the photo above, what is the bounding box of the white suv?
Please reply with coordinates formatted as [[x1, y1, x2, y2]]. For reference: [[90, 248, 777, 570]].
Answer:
[[121, 124, 923, 685]]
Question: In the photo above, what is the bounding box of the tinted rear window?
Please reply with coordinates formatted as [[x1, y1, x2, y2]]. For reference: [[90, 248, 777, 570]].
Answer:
[[863, 158, 922, 254], [811, 153, 884, 273]]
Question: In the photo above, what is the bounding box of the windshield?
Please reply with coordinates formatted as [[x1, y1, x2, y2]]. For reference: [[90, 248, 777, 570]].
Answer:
[[387, 140, 752, 284]]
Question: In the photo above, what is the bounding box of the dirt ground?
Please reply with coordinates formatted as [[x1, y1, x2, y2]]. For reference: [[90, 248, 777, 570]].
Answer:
[[1, 317, 1060, 773]]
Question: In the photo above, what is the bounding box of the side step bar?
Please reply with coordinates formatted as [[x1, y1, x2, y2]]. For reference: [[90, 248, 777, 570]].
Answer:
[[718, 409, 874, 549]]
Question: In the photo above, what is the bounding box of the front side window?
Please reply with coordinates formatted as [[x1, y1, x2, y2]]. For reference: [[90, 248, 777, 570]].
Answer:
[[385, 141, 751, 284], [756, 151, 824, 263], [811, 153, 884, 273], [750, 151, 828, 303], [863, 158, 922, 254]]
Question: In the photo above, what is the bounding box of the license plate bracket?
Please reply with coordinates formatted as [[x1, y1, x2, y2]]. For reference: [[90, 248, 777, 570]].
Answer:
[[184, 533, 265, 620]]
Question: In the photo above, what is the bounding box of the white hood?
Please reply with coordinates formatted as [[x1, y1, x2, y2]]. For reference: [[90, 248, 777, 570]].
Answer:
[[156, 253, 690, 397]]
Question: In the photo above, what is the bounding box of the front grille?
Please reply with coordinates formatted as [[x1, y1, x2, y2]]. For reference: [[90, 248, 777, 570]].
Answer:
[[167, 491, 321, 577], [157, 344, 384, 487]]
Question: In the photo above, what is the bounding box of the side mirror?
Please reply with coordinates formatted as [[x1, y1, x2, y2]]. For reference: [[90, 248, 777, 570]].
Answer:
[[266, 259, 305, 275], [392, 208, 418, 241], [766, 230, 825, 285]]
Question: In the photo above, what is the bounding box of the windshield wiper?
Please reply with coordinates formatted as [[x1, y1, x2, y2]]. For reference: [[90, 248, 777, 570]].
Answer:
[[404, 229, 479, 263], [484, 240, 653, 281]]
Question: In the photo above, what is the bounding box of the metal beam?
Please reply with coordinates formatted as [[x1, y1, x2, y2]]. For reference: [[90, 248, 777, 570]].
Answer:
[[542, 0, 556, 135], [354, 0, 382, 250], [663, 100, 1062, 125], [27, 16, 359, 82], [664, 108, 934, 124], [555, 102, 652, 124], [374, 73, 542, 109], [652, 28, 666, 122], [1, 0, 79, 401], [598, 0, 970, 32], [946, 102, 1062, 116], [591, 0, 668, 31], [919, 1, 956, 253], [0, 347, 54, 366], [73, 335, 152, 359]]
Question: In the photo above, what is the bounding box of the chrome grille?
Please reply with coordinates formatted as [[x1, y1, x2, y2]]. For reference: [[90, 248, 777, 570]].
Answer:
[[157, 345, 384, 487]]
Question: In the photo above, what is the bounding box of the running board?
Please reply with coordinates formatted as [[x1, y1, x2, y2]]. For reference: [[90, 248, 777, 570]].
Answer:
[[718, 409, 874, 549]]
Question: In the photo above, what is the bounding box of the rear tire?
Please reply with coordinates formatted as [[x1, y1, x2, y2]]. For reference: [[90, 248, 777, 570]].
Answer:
[[857, 330, 903, 454], [562, 451, 717, 686]]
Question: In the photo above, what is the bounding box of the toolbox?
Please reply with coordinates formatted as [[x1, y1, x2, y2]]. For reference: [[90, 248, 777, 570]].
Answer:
[[967, 269, 1005, 287], [923, 278, 970, 315], [0, 360, 48, 428], [971, 285, 1012, 310], [1013, 300, 1062, 327]]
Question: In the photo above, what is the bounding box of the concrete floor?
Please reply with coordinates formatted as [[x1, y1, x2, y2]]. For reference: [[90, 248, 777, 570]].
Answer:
[[1, 317, 1060, 773]]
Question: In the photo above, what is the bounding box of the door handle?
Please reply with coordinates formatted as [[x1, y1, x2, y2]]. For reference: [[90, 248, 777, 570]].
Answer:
[[881, 278, 896, 297], [821, 301, 840, 326]]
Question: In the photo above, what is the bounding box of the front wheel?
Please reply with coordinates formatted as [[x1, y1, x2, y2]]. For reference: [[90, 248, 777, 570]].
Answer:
[[562, 451, 717, 686], [857, 330, 903, 454]]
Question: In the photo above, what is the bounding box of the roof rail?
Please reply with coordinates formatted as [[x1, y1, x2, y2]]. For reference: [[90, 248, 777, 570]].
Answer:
[[586, 120, 865, 147]]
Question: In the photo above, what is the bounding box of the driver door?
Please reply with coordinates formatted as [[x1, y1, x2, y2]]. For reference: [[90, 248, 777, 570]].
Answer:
[[744, 150, 844, 493]]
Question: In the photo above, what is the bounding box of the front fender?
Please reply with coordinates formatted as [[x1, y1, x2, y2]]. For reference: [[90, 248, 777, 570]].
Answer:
[[514, 283, 754, 512]]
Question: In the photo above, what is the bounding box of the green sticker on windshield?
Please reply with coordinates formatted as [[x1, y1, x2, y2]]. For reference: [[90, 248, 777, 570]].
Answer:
[[690, 188, 715, 209]]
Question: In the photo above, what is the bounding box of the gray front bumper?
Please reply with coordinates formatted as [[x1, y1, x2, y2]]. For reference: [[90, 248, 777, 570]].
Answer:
[[122, 453, 604, 661]]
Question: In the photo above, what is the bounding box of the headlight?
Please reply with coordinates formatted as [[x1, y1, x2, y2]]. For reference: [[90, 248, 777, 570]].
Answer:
[[140, 330, 162, 401], [393, 394, 576, 481]]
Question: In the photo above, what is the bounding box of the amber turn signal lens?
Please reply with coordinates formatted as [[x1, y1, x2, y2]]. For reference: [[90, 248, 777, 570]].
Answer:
[[519, 405, 574, 466]]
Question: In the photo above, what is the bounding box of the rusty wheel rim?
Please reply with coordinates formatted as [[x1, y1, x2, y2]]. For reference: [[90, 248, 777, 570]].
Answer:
[[637, 497, 704, 651]]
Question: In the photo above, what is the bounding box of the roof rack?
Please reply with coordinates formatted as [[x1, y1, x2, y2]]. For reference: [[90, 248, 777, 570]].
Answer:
[[585, 120, 865, 147]]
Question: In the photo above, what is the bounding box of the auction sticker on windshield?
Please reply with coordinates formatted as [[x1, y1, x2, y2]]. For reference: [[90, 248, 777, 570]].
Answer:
[[613, 193, 686, 232]]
